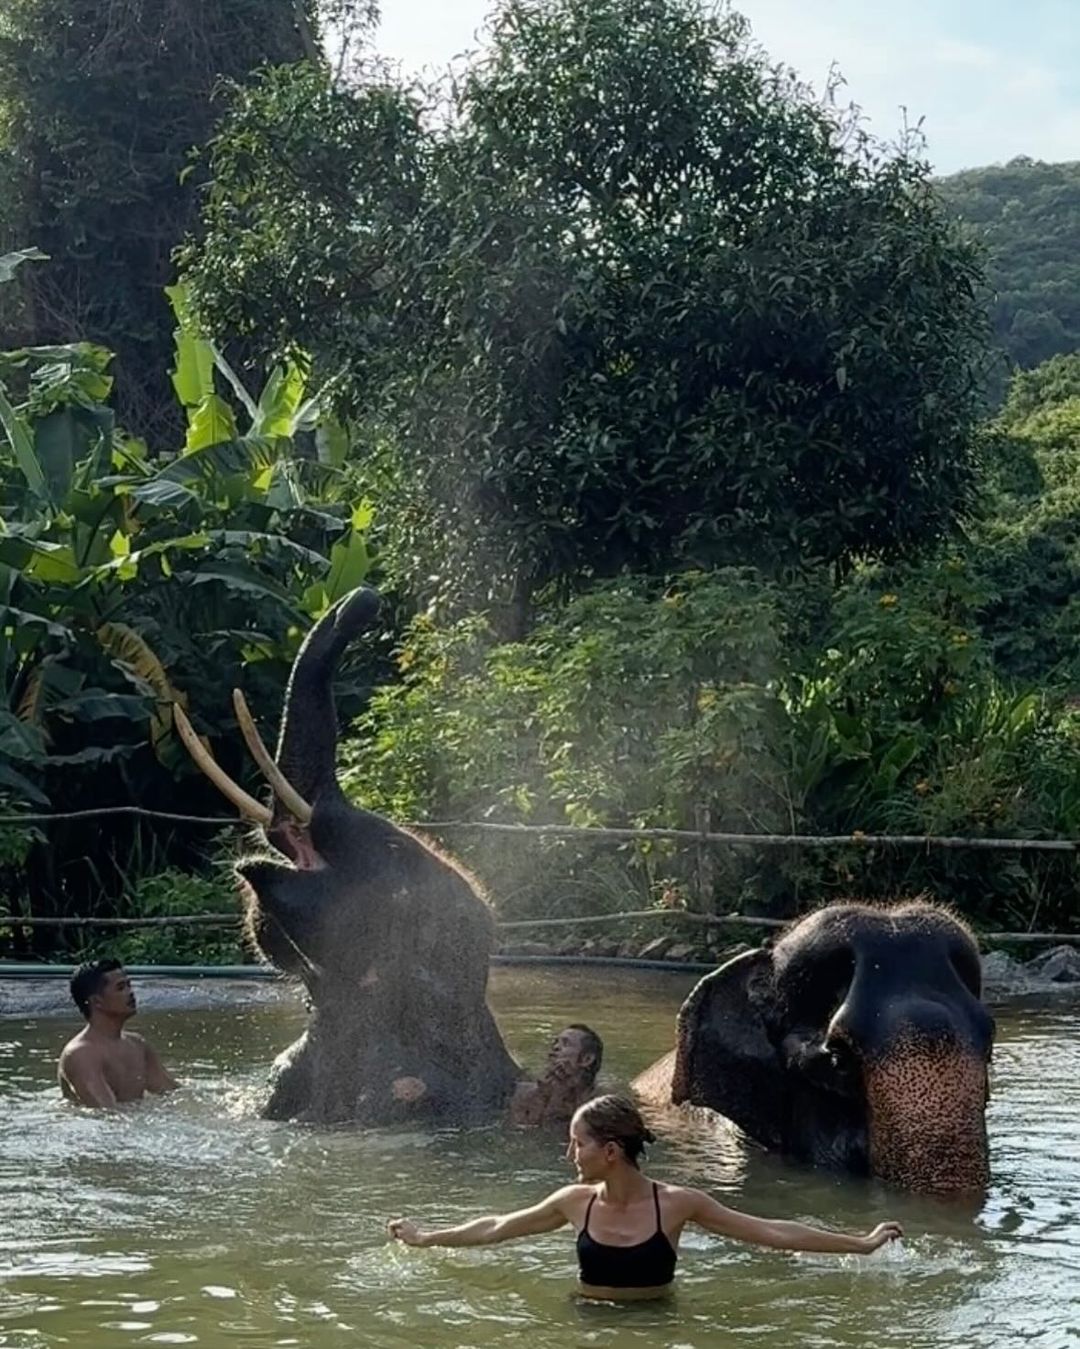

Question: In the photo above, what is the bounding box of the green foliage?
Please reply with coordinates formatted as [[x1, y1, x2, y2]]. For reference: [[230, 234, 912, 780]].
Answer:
[[784, 558, 1080, 928], [70, 867, 247, 966], [956, 354, 1080, 687], [998, 352, 1080, 428], [0, 819, 32, 869], [179, 62, 426, 385], [345, 571, 800, 917], [352, 570, 786, 823], [344, 556, 1080, 930], [0, 278, 376, 928], [185, 0, 989, 622], [938, 158, 1080, 385]]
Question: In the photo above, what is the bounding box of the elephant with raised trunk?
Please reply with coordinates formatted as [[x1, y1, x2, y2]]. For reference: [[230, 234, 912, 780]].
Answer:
[[633, 901, 994, 1194], [176, 586, 522, 1124]]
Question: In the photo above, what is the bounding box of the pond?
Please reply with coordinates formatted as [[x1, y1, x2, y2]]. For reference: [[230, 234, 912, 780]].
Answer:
[[1, 967, 1077, 1348]]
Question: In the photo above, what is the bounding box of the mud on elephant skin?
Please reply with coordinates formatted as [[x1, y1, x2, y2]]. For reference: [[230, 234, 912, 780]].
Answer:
[[633, 901, 994, 1194], [176, 586, 522, 1125]]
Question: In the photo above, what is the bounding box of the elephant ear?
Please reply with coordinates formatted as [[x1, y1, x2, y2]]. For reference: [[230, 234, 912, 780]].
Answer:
[[671, 948, 786, 1151]]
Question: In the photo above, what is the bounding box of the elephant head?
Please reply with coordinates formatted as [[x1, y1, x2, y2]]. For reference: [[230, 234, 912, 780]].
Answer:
[[634, 901, 994, 1194], [175, 586, 522, 1124]]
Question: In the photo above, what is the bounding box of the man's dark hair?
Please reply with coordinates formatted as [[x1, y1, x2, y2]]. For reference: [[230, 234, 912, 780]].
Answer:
[[567, 1023, 603, 1077], [70, 959, 123, 1018]]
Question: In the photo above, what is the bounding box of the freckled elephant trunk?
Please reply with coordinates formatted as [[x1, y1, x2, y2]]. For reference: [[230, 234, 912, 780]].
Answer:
[[864, 1043, 990, 1194], [274, 588, 381, 804]]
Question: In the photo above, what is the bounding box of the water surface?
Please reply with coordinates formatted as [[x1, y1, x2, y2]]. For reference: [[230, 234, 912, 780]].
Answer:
[[1, 968, 1077, 1348]]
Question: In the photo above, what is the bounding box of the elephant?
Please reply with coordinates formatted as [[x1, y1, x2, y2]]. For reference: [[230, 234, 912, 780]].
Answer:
[[175, 586, 523, 1124], [633, 900, 995, 1194]]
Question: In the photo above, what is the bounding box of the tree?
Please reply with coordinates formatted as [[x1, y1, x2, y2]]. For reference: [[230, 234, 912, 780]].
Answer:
[[0, 0, 319, 437], [184, 0, 990, 626], [998, 352, 1080, 430], [937, 158, 1080, 391], [967, 355, 1080, 687]]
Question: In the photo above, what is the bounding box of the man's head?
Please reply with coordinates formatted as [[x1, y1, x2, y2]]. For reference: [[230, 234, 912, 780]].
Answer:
[[70, 960, 136, 1022], [544, 1023, 603, 1086]]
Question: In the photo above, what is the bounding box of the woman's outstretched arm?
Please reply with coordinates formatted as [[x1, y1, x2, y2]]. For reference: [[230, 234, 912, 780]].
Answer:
[[388, 1187, 576, 1248], [686, 1191, 902, 1255]]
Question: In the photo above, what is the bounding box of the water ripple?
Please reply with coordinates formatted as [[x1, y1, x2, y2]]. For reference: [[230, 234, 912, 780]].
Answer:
[[0, 975, 1077, 1349]]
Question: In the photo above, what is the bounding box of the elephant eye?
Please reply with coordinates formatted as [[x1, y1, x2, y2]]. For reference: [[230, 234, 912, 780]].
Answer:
[[950, 942, 982, 995]]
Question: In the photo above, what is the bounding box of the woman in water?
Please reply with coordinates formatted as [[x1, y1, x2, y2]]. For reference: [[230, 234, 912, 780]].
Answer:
[[388, 1094, 903, 1301]]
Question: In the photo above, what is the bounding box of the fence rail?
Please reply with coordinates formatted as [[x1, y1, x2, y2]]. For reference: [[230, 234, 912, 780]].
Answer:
[[2, 908, 1075, 944], [3, 808, 1077, 946], [4, 805, 1080, 854]]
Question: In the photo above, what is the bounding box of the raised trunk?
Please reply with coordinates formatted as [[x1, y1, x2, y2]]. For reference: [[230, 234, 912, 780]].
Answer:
[[273, 588, 380, 804]]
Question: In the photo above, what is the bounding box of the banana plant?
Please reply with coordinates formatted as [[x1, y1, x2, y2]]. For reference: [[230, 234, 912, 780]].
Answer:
[[0, 269, 374, 810]]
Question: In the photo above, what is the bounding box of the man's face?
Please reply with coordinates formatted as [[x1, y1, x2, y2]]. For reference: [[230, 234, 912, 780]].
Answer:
[[93, 969, 136, 1019], [546, 1028, 594, 1081]]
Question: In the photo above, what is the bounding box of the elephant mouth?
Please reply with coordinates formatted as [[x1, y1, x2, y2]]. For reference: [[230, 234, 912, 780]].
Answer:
[[266, 817, 326, 871]]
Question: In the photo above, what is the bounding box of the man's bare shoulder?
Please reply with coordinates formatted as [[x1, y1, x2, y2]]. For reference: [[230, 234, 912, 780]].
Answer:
[[58, 1031, 97, 1066], [507, 1080, 541, 1124]]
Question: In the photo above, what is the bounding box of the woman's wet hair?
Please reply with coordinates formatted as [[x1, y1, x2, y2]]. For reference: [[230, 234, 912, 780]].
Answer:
[[574, 1094, 656, 1166]]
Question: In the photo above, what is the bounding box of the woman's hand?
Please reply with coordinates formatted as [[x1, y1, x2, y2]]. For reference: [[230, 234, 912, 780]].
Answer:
[[859, 1221, 904, 1252], [388, 1217, 429, 1247]]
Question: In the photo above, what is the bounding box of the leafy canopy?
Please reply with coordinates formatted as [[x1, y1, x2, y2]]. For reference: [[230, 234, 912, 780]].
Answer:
[[184, 0, 990, 621]]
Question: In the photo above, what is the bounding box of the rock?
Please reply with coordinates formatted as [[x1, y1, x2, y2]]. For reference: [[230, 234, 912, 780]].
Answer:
[[589, 939, 620, 958], [616, 939, 639, 959], [665, 942, 698, 963], [1034, 946, 1080, 983], [638, 935, 675, 961], [981, 950, 1037, 996], [982, 946, 1080, 998]]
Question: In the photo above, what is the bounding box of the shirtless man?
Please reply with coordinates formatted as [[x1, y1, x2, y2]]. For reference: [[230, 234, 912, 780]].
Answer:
[[508, 1023, 602, 1127], [58, 959, 178, 1108]]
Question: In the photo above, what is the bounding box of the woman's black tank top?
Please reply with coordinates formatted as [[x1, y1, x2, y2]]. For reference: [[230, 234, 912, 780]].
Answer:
[[575, 1183, 678, 1289]]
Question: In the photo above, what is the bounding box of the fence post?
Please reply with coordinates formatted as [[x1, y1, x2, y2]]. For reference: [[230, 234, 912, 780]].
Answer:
[[694, 802, 716, 913]]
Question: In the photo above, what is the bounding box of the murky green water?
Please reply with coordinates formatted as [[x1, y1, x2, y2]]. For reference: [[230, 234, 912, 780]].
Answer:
[[1, 967, 1077, 1348]]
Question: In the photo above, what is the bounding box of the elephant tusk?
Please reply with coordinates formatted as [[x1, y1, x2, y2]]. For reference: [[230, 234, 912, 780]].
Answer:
[[172, 703, 273, 826], [232, 689, 313, 824]]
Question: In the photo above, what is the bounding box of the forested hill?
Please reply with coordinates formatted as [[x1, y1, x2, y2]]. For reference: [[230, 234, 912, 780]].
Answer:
[[937, 157, 1080, 376]]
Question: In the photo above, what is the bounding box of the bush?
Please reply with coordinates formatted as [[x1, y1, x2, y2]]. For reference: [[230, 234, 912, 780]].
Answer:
[[69, 867, 247, 967], [784, 556, 1080, 928], [342, 570, 794, 917], [342, 559, 1080, 931]]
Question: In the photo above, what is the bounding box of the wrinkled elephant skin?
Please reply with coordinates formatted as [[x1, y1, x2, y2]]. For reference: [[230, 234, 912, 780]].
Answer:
[[208, 587, 522, 1124], [633, 901, 994, 1193]]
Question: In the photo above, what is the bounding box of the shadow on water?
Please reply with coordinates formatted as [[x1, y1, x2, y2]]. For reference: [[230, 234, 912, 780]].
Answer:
[[1, 969, 1078, 1348]]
